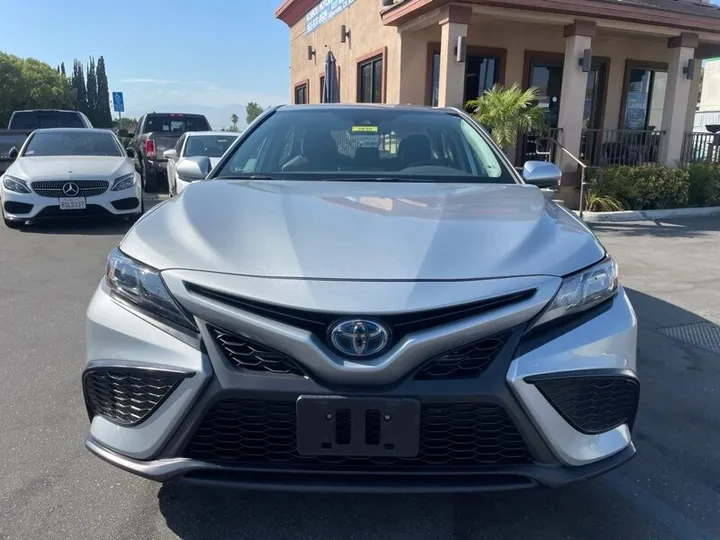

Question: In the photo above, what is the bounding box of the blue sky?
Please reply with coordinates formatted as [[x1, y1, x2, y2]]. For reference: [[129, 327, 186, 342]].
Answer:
[[0, 0, 291, 126]]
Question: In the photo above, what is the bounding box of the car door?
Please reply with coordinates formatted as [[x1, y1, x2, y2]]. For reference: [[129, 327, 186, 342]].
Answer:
[[168, 134, 186, 195]]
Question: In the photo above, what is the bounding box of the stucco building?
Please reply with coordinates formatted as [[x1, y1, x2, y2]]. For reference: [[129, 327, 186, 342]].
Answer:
[[277, 0, 720, 200]]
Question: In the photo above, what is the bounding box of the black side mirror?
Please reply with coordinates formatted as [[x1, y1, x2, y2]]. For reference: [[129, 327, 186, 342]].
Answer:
[[8, 147, 18, 160], [126, 148, 136, 159]]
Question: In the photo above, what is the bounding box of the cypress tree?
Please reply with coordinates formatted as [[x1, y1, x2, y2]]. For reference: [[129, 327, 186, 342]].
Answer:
[[86, 57, 98, 125], [74, 60, 88, 116], [60, 62, 66, 77], [95, 56, 112, 128]]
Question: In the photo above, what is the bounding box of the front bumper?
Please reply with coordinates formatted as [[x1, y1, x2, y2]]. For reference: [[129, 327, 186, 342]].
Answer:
[[2, 185, 141, 221], [84, 277, 638, 492]]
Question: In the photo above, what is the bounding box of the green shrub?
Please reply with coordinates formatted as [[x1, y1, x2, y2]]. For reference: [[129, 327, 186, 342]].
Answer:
[[595, 166, 689, 210], [685, 163, 720, 207]]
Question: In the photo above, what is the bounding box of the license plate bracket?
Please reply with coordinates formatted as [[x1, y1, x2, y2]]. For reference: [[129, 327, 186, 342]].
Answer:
[[296, 396, 420, 457], [58, 197, 86, 210]]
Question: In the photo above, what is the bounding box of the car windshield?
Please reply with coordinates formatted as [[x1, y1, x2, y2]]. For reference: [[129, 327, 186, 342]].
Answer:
[[10, 111, 85, 129], [214, 108, 516, 183], [22, 131, 123, 157], [184, 135, 238, 158], [142, 115, 211, 133]]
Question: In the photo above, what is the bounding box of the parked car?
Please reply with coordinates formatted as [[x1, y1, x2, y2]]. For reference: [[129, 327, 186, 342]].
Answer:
[[0, 109, 93, 176], [1, 128, 142, 228], [125, 113, 212, 193], [83, 104, 638, 493], [164, 131, 240, 196]]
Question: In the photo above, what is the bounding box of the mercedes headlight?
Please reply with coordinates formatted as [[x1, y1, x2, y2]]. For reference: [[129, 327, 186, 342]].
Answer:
[[106, 248, 197, 332], [111, 173, 136, 191], [3, 175, 31, 194], [532, 256, 619, 328]]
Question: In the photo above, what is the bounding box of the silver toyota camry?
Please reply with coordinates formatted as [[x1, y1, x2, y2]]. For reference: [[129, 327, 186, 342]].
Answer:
[[83, 104, 638, 492]]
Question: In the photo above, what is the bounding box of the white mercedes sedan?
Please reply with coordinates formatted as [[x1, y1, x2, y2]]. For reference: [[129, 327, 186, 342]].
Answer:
[[164, 131, 239, 197], [1, 128, 143, 228]]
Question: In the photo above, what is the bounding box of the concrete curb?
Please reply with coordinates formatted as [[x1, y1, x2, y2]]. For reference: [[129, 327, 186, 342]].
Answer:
[[577, 206, 720, 223]]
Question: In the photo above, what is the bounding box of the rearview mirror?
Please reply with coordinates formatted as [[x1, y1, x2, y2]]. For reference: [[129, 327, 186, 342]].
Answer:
[[177, 156, 212, 181], [163, 149, 178, 160], [8, 147, 18, 160], [522, 161, 561, 189]]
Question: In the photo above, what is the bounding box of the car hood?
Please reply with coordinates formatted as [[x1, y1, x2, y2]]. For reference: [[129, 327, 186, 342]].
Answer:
[[121, 180, 606, 280], [9, 156, 132, 181]]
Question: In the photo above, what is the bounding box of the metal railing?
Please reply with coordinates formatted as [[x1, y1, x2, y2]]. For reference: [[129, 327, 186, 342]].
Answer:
[[580, 129, 665, 167], [517, 128, 563, 166], [680, 131, 720, 165]]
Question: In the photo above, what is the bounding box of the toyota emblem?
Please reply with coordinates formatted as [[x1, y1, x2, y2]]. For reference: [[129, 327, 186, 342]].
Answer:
[[329, 318, 391, 358], [62, 182, 80, 197]]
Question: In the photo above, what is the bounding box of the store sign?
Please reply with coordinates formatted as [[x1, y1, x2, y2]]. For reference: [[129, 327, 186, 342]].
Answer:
[[625, 91, 648, 130], [305, 0, 356, 34]]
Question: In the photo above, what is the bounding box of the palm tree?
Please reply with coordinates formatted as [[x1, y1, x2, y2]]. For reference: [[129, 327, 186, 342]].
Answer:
[[229, 113, 239, 132], [465, 83, 548, 151]]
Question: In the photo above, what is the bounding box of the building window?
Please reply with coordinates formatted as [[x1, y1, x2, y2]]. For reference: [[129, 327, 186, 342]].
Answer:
[[623, 66, 667, 130], [319, 76, 325, 101], [357, 54, 383, 103], [430, 47, 502, 107], [294, 82, 308, 104]]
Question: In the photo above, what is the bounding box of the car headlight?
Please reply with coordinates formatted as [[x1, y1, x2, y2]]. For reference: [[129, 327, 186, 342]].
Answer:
[[106, 248, 197, 332], [111, 173, 136, 191], [3, 175, 31, 194], [531, 256, 619, 328]]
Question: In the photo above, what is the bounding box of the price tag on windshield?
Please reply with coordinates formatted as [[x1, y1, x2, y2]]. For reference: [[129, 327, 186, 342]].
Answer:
[[351, 126, 378, 133]]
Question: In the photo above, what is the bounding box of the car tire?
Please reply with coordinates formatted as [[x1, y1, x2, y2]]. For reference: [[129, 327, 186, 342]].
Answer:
[[143, 164, 159, 194]]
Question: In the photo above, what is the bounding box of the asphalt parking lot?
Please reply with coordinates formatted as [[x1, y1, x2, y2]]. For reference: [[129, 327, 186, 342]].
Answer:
[[1, 207, 719, 540]]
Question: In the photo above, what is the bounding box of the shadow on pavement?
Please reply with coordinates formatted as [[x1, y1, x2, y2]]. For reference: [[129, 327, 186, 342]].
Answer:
[[155, 291, 720, 540], [590, 216, 720, 238]]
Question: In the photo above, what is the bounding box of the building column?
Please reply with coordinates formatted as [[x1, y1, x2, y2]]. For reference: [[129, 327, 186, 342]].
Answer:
[[556, 21, 595, 175], [661, 33, 698, 166], [437, 6, 471, 108]]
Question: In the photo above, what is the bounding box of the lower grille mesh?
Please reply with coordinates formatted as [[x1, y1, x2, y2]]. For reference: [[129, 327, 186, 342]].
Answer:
[[183, 399, 532, 469], [83, 368, 186, 426], [532, 376, 639, 434]]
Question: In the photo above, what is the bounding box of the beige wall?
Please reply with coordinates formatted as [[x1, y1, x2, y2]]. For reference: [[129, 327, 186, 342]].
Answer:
[[288, 0, 399, 104], [288, 5, 699, 133]]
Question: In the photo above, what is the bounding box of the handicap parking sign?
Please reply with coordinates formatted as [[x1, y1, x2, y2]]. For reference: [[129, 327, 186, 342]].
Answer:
[[112, 92, 125, 113]]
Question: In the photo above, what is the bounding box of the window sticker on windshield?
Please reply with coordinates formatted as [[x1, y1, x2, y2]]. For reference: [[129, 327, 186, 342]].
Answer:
[[351, 126, 378, 133]]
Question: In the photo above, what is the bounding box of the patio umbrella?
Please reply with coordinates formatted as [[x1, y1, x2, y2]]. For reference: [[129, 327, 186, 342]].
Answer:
[[321, 51, 340, 103]]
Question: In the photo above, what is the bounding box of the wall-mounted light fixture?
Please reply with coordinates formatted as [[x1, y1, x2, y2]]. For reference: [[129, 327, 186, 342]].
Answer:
[[454, 35, 467, 63], [578, 48, 592, 73], [307, 46, 316, 60], [340, 25, 351, 43], [382, 0, 394, 6], [684, 58, 697, 80]]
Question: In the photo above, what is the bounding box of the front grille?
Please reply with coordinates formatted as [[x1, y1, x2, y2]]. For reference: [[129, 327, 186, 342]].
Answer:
[[83, 368, 187, 426], [413, 332, 510, 380], [183, 399, 532, 469], [32, 180, 109, 198], [531, 375, 640, 434], [34, 205, 111, 219], [186, 283, 535, 352], [210, 326, 306, 376]]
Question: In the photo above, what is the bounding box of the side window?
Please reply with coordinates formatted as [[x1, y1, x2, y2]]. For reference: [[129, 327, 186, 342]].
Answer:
[[174, 134, 186, 156]]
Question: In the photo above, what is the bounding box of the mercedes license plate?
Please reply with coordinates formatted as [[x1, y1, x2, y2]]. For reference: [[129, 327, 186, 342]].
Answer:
[[58, 197, 86, 210]]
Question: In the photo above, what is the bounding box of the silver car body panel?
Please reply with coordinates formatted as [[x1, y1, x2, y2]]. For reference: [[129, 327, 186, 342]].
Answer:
[[162, 270, 561, 384], [119, 180, 605, 279], [508, 287, 637, 466]]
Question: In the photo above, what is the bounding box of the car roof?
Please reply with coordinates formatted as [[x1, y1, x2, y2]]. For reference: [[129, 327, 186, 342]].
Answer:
[[275, 103, 458, 114], [185, 131, 239, 137], [13, 109, 83, 114], [32, 128, 113, 134]]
